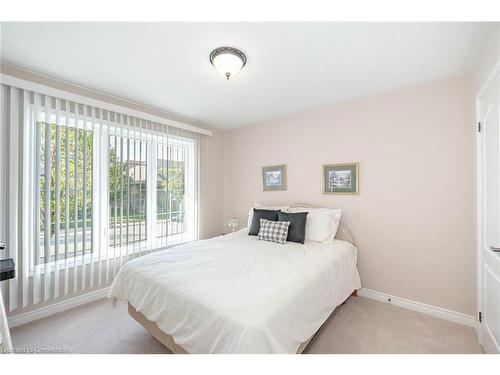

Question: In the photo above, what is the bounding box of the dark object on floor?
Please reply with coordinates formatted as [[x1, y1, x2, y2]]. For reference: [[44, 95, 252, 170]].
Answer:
[[0, 258, 15, 281]]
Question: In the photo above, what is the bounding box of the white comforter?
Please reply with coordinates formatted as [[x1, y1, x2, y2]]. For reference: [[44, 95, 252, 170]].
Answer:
[[108, 229, 361, 353]]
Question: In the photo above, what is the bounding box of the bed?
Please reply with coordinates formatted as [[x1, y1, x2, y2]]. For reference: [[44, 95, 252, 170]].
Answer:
[[108, 220, 361, 354]]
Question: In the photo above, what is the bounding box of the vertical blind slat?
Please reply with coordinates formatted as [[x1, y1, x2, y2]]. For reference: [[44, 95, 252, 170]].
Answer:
[[151, 128, 156, 246], [138, 136, 142, 253], [90, 107, 96, 288], [21, 90, 31, 308], [103, 112, 111, 283], [133, 138, 137, 254], [137, 119, 143, 253], [95, 109, 107, 286], [196, 133, 200, 240], [43, 99, 52, 302], [26, 103, 34, 306], [81, 109, 87, 291], [112, 131, 117, 277], [165, 126, 169, 246], [73, 112, 78, 294], [33, 103, 42, 305], [7, 87, 19, 311], [17, 89, 25, 308], [54, 99, 61, 299], [126, 128, 130, 262], [119, 131, 124, 269], [166, 127, 170, 247], [184, 131, 189, 245], [146, 120, 153, 254], [64, 104, 70, 296]]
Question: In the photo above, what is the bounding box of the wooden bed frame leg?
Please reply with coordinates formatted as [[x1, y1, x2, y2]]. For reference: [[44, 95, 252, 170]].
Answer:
[[341, 290, 358, 306]]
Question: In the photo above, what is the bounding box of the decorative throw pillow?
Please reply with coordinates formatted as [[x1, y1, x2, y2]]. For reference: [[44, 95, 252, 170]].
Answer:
[[287, 207, 342, 242], [278, 211, 308, 244], [257, 219, 290, 244], [248, 208, 281, 236], [246, 203, 290, 229]]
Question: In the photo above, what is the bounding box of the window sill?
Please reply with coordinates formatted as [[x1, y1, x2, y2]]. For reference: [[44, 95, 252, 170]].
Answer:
[[30, 234, 195, 277]]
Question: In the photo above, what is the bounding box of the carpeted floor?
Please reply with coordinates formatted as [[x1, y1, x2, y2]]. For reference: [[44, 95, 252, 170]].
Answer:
[[10, 296, 483, 354]]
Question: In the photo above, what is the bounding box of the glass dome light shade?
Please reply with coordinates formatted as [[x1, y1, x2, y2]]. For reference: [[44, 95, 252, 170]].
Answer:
[[210, 47, 247, 80]]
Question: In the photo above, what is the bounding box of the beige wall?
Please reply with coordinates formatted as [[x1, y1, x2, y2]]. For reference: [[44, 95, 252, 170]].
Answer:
[[223, 76, 476, 315], [0, 64, 225, 239], [199, 128, 225, 238]]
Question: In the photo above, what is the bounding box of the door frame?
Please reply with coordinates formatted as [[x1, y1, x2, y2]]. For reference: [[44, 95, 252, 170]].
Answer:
[[476, 56, 500, 348]]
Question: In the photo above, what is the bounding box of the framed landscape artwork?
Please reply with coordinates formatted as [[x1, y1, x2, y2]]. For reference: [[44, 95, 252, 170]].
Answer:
[[322, 163, 359, 195], [262, 164, 287, 191]]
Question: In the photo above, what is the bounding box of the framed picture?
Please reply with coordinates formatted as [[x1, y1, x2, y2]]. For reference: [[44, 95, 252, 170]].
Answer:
[[262, 164, 287, 191], [322, 163, 359, 195]]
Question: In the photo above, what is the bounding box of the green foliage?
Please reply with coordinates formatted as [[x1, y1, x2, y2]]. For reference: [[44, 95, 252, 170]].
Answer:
[[159, 162, 184, 194], [158, 160, 185, 214], [108, 140, 137, 220], [39, 123, 93, 237], [39, 124, 186, 239]]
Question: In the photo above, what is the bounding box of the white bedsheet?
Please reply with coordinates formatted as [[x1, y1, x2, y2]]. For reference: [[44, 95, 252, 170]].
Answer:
[[108, 229, 361, 353]]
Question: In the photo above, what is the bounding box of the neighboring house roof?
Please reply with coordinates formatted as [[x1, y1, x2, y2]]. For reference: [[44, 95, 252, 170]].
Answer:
[[128, 165, 147, 181]]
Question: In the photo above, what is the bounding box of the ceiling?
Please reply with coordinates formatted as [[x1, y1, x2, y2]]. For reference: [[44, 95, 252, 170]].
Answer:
[[0, 22, 494, 129]]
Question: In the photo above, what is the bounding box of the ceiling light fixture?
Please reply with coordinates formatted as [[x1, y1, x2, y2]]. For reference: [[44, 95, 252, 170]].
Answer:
[[209, 47, 247, 80]]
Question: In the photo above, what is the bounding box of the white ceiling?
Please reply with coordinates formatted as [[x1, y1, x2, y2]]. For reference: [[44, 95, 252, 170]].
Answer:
[[0, 22, 494, 129]]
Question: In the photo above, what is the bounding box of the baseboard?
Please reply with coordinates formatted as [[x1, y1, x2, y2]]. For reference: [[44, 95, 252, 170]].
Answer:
[[358, 288, 477, 328], [7, 287, 109, 328], [6, 286, 477, 330]]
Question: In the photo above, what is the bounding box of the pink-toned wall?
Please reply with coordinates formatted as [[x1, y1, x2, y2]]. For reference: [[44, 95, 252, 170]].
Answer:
[[223, 75, 476, 315], [199, 128, 225, 239]]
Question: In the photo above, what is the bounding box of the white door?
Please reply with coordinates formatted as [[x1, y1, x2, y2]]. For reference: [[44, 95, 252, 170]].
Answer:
[[478, 63, 500, 354]]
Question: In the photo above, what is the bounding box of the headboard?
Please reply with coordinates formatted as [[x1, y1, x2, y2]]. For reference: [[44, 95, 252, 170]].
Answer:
[[288, 203, 355, 245]]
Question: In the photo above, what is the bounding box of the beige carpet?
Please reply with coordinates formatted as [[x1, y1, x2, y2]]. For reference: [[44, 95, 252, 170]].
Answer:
[[10, 296, 483, 354]]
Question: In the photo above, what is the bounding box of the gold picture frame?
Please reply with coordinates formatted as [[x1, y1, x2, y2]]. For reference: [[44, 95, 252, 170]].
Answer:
[[322, 163, 359, 195], [262, 164, 287, 191]]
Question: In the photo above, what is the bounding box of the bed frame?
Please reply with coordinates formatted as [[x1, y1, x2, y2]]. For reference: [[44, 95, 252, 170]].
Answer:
[[128, 218, 357, 354], [128, 289, 357, 354]]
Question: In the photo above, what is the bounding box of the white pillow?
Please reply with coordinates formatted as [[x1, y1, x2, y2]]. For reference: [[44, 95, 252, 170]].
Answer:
[[246, 203, 289, 230], [288, 207, 342, 243]]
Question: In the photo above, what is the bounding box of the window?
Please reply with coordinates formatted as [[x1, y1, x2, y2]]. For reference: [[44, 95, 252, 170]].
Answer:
[[36, 117, 94, 265], [34, 109, 198, 267], [108, 135, 148, 248], [157, 142, 185, 240], [156, 139, 196, 246]]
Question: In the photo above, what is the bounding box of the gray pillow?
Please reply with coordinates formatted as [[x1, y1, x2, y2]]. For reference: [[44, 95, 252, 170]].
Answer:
[[257, 219, 290, 244], [249, 208, 280, 235], [278, 211, 308, 244]]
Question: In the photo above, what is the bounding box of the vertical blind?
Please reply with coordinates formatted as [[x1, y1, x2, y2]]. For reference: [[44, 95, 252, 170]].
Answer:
[[0, 83, 202, 313]]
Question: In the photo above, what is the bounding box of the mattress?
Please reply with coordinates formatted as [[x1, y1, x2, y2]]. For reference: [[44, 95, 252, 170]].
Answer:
[[108, 229, 361, 353]]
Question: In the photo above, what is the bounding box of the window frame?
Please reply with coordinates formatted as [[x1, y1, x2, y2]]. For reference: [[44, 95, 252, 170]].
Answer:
[[30, 107, 198, 274]]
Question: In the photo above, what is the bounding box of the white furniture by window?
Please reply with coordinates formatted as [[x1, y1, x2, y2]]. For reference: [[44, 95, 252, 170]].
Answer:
[[0, 78, 207, 314], [0, 283, 12, 353]]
